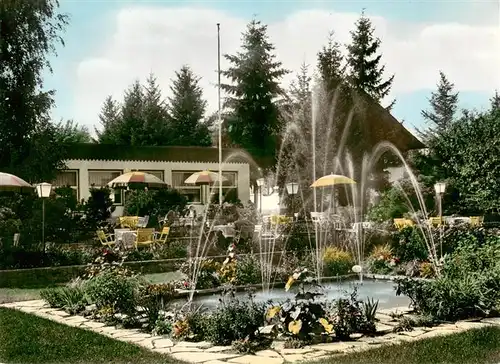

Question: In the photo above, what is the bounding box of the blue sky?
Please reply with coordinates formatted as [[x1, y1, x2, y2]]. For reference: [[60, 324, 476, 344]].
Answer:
[[45, 0, 499, 133]]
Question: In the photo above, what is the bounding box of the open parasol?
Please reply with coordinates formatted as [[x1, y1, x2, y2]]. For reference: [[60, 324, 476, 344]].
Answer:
[[0, 172, 33, 193], [107, 171, 168, 190], [184, 170, 228, 185], [310, 174, 356, 188]]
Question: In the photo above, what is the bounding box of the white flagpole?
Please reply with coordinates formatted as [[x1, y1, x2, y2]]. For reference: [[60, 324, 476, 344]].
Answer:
[[217, 23, 223, 206]]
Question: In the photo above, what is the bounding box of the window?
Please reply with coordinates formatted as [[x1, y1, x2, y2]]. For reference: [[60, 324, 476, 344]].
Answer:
[[171, 170, 238, 203], [53, 170, 79, 199], [139, 170, 164, 181], [88, 170, 123, 204], [171, 171, 202, 203]]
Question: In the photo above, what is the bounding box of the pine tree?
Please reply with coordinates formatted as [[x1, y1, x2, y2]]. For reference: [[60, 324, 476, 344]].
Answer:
[[420, 71, 459, 137], [121, 80, 144, 146], [142, 73, 169, 145], [346, 10, 394, 108], [96, 96, 121, 144], [317, 31, 345, 91], [490, 90, 500, 111], [221, 19, 289, 169], [167, 65, 211, 146]]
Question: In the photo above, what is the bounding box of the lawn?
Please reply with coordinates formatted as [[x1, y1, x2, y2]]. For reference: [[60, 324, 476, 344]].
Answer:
[[320, 326, 500, 364], [1, 307, 499, 364], [0, 307, 179, 364]]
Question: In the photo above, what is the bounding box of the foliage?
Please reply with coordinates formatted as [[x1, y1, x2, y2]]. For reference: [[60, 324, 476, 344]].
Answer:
[[389, 226, 428, 263], [235, 254, 262, 285], [152, 314, 173, 336], [204, 290, 266, 346], [55, 119, 92, 144], [328, 287, 368, 339], [83, 187, 115, 230], [396, 231, 500, 321], [0, 0, 69, 183], [419, 71, 459, 140], [85, 271, 138, 315], [367, 244, 399, 274], [136, 283, 176, 330], [362, 297, 379, 334], [418, 262, 435, 278], [282, 221, 315, 258], [123, 188, 188, 224], [346, 10, 394, 107], [167, 65, 213, 146], [40, 281, 87, 314], [221, 19, 289, 170], [323, 247, 353, 276], [267, 269, 330, 341], [180, 259, 222, 289]]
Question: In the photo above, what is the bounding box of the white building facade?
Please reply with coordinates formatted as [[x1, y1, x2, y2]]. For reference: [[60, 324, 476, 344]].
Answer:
[[52, 145, 251, 216]]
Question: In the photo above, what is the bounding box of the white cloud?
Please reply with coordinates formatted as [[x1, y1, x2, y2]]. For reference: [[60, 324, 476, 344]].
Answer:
[[72, 6, 500, 130]]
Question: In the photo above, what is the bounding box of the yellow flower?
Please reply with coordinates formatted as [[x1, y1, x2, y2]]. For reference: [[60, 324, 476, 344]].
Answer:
[[266, 306, 281, 321], [288, 320, 302, 335], [319, 318, 333, 333], [285, 277, 295, 291]]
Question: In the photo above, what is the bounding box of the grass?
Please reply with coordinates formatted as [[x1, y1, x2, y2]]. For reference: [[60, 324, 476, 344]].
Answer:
[[318, 326, 500, 364], [0, 307, 180, 364], [0, 287, 41, 304], [1, 307, 499, 364]]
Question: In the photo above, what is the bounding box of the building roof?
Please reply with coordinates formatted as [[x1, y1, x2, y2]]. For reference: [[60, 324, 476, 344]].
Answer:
[[65, 143, 254, 164]]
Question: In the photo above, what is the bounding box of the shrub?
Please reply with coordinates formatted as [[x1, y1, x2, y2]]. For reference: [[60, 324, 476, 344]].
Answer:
[[85, 271, 138, 315], [323, 247, 353, 276], [390, 226, 428, 263], [180, 259, 221, 289], [328, 287, 366, 340], [40, 279, 88, 314], [367, 244, 399, 274], [235, 255, 261, 285], [204, 291, 265, 345], [136, 282, 177, 330]]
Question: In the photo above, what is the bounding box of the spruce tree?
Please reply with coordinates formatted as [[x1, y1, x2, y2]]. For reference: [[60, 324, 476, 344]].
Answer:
[[317, 31, 345, 91], [221, 19, 289, 169], [96, 96, 121, 144], [420, 71, 459, 137], [346, 10, 394, 108], [142, 73, 169, 145], [121, 80, 145, 146], [490, 90, 500, 112], [167, 65, 211, 146]]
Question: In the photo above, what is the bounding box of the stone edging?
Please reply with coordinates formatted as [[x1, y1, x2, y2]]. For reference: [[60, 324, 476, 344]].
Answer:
[[2, 300, 499, 364]]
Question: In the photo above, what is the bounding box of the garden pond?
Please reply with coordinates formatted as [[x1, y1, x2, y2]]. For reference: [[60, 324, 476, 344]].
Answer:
[[175, 278, 410, 310]]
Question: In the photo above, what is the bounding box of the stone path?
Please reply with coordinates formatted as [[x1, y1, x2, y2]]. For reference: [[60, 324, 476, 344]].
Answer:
[[2, 300, 499, 363]]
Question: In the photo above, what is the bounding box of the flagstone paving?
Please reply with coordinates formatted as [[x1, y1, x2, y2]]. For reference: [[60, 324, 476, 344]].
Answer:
[[2, 300, 499, 363]]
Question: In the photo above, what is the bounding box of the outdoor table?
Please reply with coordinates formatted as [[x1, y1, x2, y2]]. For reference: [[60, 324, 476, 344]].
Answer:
[[114, 229, 136, 249], [212, 224, 236, 238]]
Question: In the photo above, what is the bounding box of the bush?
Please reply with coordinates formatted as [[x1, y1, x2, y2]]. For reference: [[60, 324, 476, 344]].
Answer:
[[40, 279, 88, 314], [366, 244, 399, 274], [323, 247, 353, 276], [85, 271, 138, 315], [235, 255, 261, 285], [396, 231, 500, 321], [180, 259, 221, 289], [390, 226, 428, 263], [328, 287, 366, 340], [204, 291, 265, 345], [136, 282, 176, 330]]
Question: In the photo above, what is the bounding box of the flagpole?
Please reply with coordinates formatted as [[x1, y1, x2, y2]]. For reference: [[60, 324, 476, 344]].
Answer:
[[217, 23, 223, 206]]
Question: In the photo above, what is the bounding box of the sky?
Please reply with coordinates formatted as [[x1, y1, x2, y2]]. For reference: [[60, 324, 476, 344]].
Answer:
[[44, 0, 500, 136]]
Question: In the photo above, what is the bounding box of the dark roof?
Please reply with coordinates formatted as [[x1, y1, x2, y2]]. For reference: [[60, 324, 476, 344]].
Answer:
[[355, 90, 425, 151], [65, 144, 254, 163]]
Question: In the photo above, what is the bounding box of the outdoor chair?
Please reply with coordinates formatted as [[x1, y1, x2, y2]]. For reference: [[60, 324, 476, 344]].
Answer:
[[135, 228, 155, 248], [119, 216, 139, 229], [428, 217, 443, 227], [97, 230, 115, 247], [137, 215, 149, 228], [470, 216, 484, 227], [154, 226, 170, 245], [393, 218, 415, 230]]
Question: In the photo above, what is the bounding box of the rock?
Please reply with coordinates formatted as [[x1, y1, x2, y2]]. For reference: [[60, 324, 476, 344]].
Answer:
[[482, 317, 500, 325], [51, 310, 70, 317], [175, 341, 212, 349], [85, 304, 97, 311], [171, 352, 238, 363], [376, 323, 394, 334], [65, 315, 88, 323], [205, 346, 232, 353], [310, 342, 353, 352], [279, 348, 313, 355], [281, 354, 306, 362], [153, 338, 174, 349], [255, 350, 282, 358], [304, 350, 328, 359], [84, 321, 106, 328], [258, 325, 277, 335], [350, 333, 363, 340], [229, 355, 284, 364], [170, 347, 204, 353], [400, 328, 426, 337]]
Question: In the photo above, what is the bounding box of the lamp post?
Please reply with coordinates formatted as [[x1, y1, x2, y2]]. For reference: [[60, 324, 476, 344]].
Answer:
[[286, 182, 299, 218], [256, 178, 265, 214], [434, 181, 446, 258], [36, 182, 52, 252]]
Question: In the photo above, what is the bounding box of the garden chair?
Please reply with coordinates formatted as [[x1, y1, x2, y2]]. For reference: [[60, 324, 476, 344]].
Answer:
[[137, 215, 149, 228], [470, 216, 484, 227], [393, 218, 415, 230], [96, 230, 115, 247], [428, 217, 443, 227], [154, 226, 170, 245], [134, 228, 155, 248], [119, 216, 139, 229]]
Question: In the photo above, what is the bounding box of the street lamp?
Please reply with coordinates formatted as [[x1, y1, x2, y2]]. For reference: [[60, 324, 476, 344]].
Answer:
[[434, 181, 446, 259], [256, 178, 265, 214], [285, 182, 299, 218], [434, 182, 446, 218], [36, 182, 52, 252]]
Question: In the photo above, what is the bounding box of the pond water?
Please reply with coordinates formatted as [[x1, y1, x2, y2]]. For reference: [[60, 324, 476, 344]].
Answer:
[[175, 279, 410, 310]]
